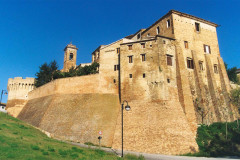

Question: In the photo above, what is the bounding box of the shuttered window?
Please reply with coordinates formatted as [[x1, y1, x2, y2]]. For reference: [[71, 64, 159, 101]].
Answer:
[[187, 58, 194, 69]]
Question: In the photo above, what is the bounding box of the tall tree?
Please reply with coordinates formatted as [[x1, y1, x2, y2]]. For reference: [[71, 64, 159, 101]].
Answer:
[[35, 60, 59, 87], [225, 63, 239, 83]]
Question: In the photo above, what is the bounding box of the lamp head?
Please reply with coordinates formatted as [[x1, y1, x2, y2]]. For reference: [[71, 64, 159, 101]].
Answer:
[[125, 105, 131, 111]]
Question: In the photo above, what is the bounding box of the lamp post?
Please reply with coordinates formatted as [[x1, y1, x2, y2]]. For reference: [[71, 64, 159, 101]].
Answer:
[[0, 90, 8, 104], [121, 100, 131, 158]]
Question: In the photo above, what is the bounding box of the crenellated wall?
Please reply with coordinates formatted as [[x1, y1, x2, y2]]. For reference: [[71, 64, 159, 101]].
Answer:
[[6, 77, 35, 117]]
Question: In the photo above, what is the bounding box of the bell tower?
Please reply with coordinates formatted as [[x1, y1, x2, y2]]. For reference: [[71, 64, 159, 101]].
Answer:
[[63, 43, 78, 72]]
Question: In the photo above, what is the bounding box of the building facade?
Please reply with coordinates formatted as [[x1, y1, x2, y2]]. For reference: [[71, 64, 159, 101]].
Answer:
[[7, 10, 239, 155]]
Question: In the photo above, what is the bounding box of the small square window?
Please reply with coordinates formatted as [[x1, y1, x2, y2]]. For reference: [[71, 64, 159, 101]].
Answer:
[[147, 33, 150, 37], [195, 22, 200, 32], [150, 44, 152, 47], [142, 54, 146, 61], [163, 40, 166, 44], [143, 73, 146, 78], [214, 64, 218, 74], [128, 56, 133, 63], [117, 48, 120, 53], [204, 45, 211, 54], [187, 58, 194, 69], [128, 45, 132, 50], [167, 55, 173, 66], [141, 43, 145, 48], [167, 19, 171, 28], [167, 78, 170, 83], [184, 41, 188, 49], [113, 79, 116, 83], [129, 74, 132, 78]]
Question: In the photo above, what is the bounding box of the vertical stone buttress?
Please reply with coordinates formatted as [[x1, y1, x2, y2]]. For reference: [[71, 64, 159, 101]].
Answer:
[[218, 57, 235, 121], [192, 51, 217, 123], [175, 42, 197, 133], [205, 54, 222, 121]]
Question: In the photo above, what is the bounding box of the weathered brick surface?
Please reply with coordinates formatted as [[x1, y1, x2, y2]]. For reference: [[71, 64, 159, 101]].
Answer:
[[18, 94, 120, 147]]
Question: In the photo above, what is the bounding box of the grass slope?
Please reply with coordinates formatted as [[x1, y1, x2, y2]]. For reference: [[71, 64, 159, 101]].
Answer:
[[0, 112, 144, 160], [184, 121, 240, 157]]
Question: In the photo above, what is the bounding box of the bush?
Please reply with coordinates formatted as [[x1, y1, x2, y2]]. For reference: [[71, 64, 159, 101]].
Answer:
[[193, 121, 240, 157]]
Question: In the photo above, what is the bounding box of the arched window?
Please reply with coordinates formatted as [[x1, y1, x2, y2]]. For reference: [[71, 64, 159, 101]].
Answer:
[[69, 53, 74, 60]]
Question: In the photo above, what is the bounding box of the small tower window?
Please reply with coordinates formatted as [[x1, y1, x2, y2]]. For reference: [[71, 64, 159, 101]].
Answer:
[[195, 22, 200, 32], [141, 54, 146, 62], [199, 61, 204, 71], [156, 26, 160, 34], [69, 53, 74, 60], [141, 43, 145, 48], [143, 73, 146, 78], [203, 45, 211, 54], [184, 41, 189, 49], [129, 74, 132, 78], [167, 55, 173, 66], [167, 19, 171, 28], [117, 48, 120, 53], [214, 64, 218, 74], [128, 56, 133, 63], [187, 58, 194, 69], [137, 34, 141, 39], [128, 45, 132, 50]]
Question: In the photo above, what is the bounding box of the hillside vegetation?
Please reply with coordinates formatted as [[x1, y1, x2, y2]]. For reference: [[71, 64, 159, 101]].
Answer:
[[0, 112, 144, 160], [184, 121, 240, 157]]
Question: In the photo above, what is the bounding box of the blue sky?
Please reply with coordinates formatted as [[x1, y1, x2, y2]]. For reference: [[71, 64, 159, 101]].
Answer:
[[0, 0, 239, 103]]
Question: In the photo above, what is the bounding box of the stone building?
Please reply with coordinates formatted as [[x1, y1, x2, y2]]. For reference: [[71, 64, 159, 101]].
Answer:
[[7, 10, 238, 155], [6, 77, 35, 117]]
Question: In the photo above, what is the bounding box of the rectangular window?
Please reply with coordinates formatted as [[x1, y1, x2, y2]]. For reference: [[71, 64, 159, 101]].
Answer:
[[141, 43, 145, 48], [129, 74, 132, 78], [128, 56, 133, 63], [128, 45, 132, 50], [147, 33, 150, 37], [117, 48, 120, 53], [199, 61, 204, 71], [214, 64, 218, 74], [167, 19, 171, 28], [184, 41, 188, 49], [203, 45, 211, 54], [114, 65, 119, 71], [187, 58, 194, 69], [195, 22, 200, 32], [156, 26, 160, 34], [167, 55, 173, 66], [143, 73, 146, 78], [141, 54, 146, 62]]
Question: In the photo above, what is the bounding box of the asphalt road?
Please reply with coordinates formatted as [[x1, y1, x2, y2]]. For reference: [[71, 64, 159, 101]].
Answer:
[[68, 142, 240, 160]]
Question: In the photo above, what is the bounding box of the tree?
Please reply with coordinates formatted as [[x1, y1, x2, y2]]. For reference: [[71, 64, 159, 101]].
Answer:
[[35, 60, 59, 87], [225, 63, 239, 84], [230, 88, 240, 128], [194, 98, 210, 124]]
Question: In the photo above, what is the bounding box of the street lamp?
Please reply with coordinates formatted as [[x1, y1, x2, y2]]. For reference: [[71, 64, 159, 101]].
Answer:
[[0, 90, 8, 104], [121, 100, 131, 157]]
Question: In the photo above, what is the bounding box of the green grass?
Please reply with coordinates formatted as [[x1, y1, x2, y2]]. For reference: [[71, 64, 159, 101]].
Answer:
[[183, 121, 240, 157], [0, 112, 144, 160]]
